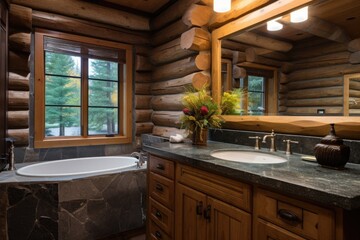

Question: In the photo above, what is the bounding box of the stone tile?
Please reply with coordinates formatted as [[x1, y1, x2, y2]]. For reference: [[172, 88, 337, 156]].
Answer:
[[14, 147, 26, 163], [39, 148, 63, 161], [59, 179, 101, 202], [7, 185, 31, 206], [78, 145, 105, 158], [24, 148, 40, 163], [61, 147, 78, 160]]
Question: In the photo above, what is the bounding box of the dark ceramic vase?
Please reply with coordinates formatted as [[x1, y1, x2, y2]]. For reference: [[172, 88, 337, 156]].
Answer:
[[314, 124, 350, 169]]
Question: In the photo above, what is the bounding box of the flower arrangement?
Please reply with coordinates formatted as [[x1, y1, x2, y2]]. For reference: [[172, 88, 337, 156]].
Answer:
[[180, 87, 222, 144]]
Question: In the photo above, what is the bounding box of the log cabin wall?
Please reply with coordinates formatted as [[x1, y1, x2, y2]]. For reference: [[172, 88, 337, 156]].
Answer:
[[279, 37, 360, 115], [7, 0, 154, 161]]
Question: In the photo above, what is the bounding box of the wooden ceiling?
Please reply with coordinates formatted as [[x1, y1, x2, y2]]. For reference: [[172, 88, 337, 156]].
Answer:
[[86, 0, 173, 16], [251, 0, 360, 43]]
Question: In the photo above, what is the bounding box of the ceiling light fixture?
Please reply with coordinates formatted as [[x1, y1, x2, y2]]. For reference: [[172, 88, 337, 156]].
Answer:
[[290, 6, 308, 23], [214, 0, 231, 13], [267, 17, 283, 31]]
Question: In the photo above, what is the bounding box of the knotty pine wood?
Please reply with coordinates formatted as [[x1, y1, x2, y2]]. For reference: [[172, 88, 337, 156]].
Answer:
[[182, 4, 212, 27], [180, 27, 211, 51], [7, 110, 28, 129], [8, 32, 30, 53], [8, 4, 31, 32], [150, 38, 194, 65]]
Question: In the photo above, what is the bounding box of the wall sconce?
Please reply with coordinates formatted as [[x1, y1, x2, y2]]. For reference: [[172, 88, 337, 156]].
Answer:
[[267, 17, 283, 31], [214, 0, 231, 13], [290, 6, 308, 23]]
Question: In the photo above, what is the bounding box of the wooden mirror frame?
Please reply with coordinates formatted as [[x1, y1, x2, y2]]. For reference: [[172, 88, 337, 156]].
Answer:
[[211, 0, 360, 139]]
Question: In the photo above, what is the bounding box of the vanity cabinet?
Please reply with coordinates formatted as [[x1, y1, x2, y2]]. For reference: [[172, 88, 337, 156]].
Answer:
[[254, 188, 335, 240], [148, 155, 175, 240], [147, 154, 354, 240], [175, 164, 251, 240]]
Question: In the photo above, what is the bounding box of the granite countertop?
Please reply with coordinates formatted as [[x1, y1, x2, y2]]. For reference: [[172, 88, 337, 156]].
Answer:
[[143, 140, 360, 210]]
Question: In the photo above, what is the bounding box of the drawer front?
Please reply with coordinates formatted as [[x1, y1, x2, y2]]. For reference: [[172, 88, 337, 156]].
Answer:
[[150, 155, 175, 179], [149, 197, 173, 236], [176, 164, 251, 212], [256, 218, 307, 240], [149, 172, 174, 210], [254, 188, 335, 240], [149, 220, 172, 240]]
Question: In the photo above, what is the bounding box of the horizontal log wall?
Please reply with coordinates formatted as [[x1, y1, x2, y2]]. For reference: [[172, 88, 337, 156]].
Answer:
[[7, 4, 32, 147], [149, 1, 213, 138], [280, 38, 360, 115], [9, 2, 154, 146]]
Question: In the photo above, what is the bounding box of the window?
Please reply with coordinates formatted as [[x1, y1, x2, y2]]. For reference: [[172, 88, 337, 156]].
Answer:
[[34, 29, 133, 148], [238, 67, 276, 115]]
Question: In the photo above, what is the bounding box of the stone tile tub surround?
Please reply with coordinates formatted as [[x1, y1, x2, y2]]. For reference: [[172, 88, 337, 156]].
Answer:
[[209, 128, 360, 164], [0, 167, 147, 240]]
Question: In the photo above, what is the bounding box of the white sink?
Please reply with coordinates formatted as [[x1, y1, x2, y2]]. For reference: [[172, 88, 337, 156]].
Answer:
[[210, 150, 287, 164]]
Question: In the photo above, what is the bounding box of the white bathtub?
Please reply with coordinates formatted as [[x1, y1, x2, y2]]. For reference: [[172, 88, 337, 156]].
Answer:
[[16, 156, 138, 177]]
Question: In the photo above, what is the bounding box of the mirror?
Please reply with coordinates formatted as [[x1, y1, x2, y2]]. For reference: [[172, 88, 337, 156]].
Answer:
[[212, 0, 360, 138]]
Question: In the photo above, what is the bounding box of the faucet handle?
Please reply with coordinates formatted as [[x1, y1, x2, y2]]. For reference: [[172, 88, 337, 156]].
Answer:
[[283, 139, 299, 156], [249, 136, 261, 150]]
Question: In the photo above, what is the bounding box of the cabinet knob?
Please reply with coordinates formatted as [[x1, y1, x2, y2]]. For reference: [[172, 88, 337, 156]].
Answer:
[[155, 230, 162, 239], [278, 209, 301, 224], [156, 164, 165, 170], [155, 210, 162, 219], [155, 183, 164, 192], [203, 205, 211, 222]]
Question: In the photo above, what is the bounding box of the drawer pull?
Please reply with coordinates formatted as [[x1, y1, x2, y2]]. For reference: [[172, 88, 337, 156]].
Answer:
[[278, 209, 301, 224], [196, 201, 203, 215], [155, 183, 164, 191], [204, 205, 211, 222], [155, 230, 162, 239], [155, 210, 162, 219], [156, 164, 165, 170]]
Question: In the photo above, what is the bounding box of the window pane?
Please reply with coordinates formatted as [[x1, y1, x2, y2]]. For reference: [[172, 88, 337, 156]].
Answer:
[[45, 107, 81, 136], [45, 76, 81, 106], [89, 80, 118, 107], [45, 52, 80, 77], [88, 108, 118, 135], [89, 58, 118, 81], [248, 92, 265, 115], [248, 76, 264, 91]]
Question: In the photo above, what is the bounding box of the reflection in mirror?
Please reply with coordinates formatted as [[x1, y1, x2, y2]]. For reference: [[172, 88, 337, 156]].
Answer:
[[220, 0, 360, 116]]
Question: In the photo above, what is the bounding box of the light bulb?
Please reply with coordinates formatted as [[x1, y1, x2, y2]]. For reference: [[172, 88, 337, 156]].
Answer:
[[214, 0, 231, 13], [290, 6, 308, 23], [267, 17, 283, 31]]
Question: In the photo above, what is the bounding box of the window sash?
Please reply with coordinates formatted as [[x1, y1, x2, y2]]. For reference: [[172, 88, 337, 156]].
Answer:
[[34, 29, 133, 148]]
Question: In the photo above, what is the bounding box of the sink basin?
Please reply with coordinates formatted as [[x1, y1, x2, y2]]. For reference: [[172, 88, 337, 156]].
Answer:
[[210, 150, 287, 164]]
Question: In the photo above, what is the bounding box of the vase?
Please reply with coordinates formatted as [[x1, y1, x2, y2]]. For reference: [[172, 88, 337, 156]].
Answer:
[[314, 124, 350, 169], [192, 128, 208, 146]]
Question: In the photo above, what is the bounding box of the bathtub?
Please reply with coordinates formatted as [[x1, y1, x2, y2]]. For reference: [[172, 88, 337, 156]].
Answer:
[[16, 156, 138, 177], [3, 156, 146, 240]]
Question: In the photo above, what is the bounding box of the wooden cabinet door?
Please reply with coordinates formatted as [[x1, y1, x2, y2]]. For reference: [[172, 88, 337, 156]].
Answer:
[[208, 197, 251, 240], [256, 218, 307, 240], [175, 184, 207, 240]]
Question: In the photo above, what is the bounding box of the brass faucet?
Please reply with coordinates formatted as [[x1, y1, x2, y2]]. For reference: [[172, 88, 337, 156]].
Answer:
[[262, 130, 276, 152]]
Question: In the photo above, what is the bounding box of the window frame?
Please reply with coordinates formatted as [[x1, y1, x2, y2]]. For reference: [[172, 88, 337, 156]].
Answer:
[[34, 29, 133, 148]]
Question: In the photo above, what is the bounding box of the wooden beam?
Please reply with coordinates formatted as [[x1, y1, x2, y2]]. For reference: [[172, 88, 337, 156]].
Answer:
[[9, 4, 32, 33], [9, 32, 31, 53], [348, 38, 360, 52], [233, 66, 247, 78], [290, 41, 347, 60], [232, 51, 246, 64], [8, 72, 29, 91], [180, 27, 211, 51], [150, 38, 195, 65], [286, 77, 343, 91], [32, 11, 150, 45], [7, 111, 29, 129], [135, 83, 151, 95], [136, 122, 154, 136], [8, 51, 30, 74], [135, 95, 152, 109], [8, 90, 29, 110], [152, 54, 210, 81], [349, 51, 360, 64], [245, 48, 283, 67], [280, 15, 351, 43], [7, 129, 29, 147], [208, 0, 275, 28], [151, 111, 182, 128], [135, 109, 153, 123], [135, 55, 152, 72], [151, 94, 184, 111], [12, 0, 150, 31], [135, 72, 152, 83], [230, 32, 293, 52], [182, 4, 213, 27], [152, 19, 189, 47]]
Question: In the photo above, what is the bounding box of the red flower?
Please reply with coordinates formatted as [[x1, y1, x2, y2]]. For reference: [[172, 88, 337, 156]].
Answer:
[[183, 108, 191, 115], [200, 106, 209, 115]]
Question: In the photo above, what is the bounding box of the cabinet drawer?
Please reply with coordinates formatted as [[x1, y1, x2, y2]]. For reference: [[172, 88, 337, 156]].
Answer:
[[256, 218, 307, 240], [149, 172, 174, 210], [177, 164, 251, 212], [149, 197, 173, 237], [150, 155, 174, 179], [149, 220, 172, 240], [254, 188, 335, 240]]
